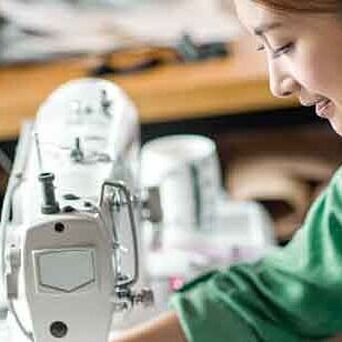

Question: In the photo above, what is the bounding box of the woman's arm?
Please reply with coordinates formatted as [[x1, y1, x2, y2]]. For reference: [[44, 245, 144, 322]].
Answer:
[[111, 311, 187, 342]]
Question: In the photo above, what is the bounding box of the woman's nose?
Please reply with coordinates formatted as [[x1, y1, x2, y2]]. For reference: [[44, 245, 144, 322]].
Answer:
[[268, 61, 299, 98]]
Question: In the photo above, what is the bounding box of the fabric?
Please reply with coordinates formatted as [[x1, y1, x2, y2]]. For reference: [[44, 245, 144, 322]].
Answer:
[[170, 166, 342, 341]]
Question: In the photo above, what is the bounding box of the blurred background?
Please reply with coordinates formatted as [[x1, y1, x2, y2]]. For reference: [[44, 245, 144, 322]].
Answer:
[[0, 0, 238, 62]]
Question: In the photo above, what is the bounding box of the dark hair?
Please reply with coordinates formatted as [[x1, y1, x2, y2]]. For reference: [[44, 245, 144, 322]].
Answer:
[[252, 0, 339, 14]]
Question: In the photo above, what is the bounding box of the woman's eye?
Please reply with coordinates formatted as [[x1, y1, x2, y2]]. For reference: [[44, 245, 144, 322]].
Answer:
[[255, 42, 295, 58], [272, 42, 295, 58], [256, 44, 265, 52]]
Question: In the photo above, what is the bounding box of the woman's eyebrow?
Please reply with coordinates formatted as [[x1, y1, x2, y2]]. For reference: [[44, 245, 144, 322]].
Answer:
[[254, 22, 283, 36]]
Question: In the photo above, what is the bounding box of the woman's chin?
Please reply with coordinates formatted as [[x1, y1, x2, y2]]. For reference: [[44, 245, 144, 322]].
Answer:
[[329, 118, 342, 137]]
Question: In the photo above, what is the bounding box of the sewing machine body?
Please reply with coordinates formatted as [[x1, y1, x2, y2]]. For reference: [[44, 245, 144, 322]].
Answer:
[[1, 78, 149, 342], [0, 77, 275, 342]]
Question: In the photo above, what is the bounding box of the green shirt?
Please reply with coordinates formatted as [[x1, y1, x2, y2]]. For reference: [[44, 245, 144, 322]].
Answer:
[[170, 166, 342, 341]]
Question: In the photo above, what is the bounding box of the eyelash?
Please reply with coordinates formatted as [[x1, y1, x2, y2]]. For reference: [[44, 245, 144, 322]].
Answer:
[[256, 42, 295, 58]]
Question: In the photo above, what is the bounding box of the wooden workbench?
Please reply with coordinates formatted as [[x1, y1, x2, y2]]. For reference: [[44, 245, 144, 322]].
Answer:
[[0, 36, 297, 141]]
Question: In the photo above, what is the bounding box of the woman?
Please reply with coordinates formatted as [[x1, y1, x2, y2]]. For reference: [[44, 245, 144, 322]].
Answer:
[[113, 1, 342, 341]]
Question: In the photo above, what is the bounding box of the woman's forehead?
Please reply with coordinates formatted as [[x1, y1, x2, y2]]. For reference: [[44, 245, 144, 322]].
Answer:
[[234, 0, 292, 33]]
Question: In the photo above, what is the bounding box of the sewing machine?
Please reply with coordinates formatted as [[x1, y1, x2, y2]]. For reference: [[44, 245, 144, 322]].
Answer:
[[0, 78, 155, 342], [0, 77, 276, 341]]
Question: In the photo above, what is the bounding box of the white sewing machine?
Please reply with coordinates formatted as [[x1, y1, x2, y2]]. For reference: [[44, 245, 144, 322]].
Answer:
[[0, 78, 155, 342]]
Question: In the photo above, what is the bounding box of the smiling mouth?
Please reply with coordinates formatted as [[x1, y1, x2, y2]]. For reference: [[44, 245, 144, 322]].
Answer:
[[315, 99, 334, 118]]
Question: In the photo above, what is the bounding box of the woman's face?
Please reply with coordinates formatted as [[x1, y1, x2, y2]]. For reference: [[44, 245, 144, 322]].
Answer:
[[234, 0, 342, 135]]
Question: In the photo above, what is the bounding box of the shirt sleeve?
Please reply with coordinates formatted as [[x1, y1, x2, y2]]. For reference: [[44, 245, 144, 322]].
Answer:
[[170, 167, 342, 342]]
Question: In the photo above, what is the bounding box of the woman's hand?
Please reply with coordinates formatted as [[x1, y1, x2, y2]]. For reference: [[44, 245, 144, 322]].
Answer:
[[111, 311, 187, 342]]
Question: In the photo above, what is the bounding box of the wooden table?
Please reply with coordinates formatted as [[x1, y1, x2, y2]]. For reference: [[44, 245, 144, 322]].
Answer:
[[0, 36, 297, 141]]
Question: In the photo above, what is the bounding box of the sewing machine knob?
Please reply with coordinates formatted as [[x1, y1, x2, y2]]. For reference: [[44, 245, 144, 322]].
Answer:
[[112, 287, 154, 312], [50, 321, 68, 338], [132, 288, 154, 308], [142, 288, 154, 307]]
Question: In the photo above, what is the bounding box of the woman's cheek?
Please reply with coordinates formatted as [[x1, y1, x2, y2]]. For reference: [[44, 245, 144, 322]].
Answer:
[[294, 55, 330, 95]]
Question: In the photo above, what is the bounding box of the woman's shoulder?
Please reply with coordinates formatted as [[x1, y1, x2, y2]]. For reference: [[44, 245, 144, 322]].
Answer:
[[326, 165, 342, 193]]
